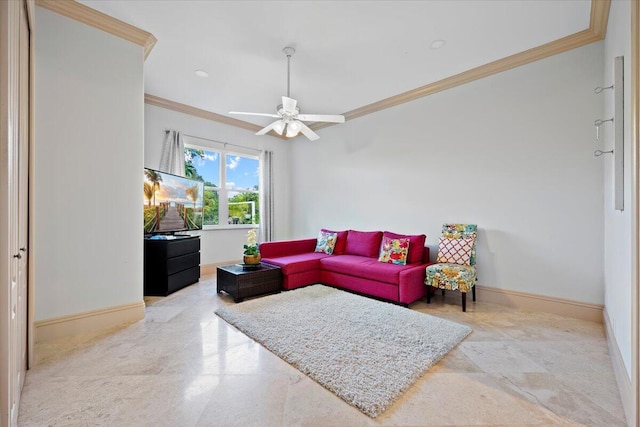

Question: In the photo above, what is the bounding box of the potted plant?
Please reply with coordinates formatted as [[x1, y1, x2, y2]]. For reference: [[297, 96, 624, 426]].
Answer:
[[243, 228, 261, 265]]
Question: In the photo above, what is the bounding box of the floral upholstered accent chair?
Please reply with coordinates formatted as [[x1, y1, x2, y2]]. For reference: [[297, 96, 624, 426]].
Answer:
[[425, 224, 478, 312]]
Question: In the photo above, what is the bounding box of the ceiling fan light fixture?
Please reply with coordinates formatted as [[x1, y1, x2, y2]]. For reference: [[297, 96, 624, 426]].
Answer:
[[286, 120, 302, 138], [285, 128, 298, 138], [289, 120, 302, 132], [273, 120, 286, 135]]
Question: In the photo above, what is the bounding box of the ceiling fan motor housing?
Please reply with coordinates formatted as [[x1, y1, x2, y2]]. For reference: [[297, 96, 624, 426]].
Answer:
[[277, 104, 300, 118]]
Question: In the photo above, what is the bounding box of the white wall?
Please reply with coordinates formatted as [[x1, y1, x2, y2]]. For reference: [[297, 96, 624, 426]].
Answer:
[[603, 0, 632, 378], [34, 8, 144, 320], [291, 43, 604, 305], [144, 104, 291, 265]]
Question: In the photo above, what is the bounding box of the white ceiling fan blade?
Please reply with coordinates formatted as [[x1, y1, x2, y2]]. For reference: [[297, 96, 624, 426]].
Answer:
[[229, 111, 281, 118], [299, 122, 320, 141], [296, 113, 345, 123], [282, 96, 298, 114], [256, 120, 281, 136]]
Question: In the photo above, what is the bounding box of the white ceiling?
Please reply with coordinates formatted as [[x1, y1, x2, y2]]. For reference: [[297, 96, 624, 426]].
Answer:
[[80, 0, 592, 128]]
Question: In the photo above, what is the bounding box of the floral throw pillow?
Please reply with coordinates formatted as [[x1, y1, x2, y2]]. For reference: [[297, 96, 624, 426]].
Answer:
[[378, 237, 410, 265], [437, 236, 475, 265], [314, 230, 338, 254]]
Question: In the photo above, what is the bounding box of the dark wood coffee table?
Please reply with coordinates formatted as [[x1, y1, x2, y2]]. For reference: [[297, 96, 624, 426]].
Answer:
[[216, 263, 282, 302]]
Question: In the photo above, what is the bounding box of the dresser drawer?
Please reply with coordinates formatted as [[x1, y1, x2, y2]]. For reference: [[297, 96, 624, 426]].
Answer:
[[166, 252, 200, 275], [165, 238, 200, 258], [167, 266, 200, 294]]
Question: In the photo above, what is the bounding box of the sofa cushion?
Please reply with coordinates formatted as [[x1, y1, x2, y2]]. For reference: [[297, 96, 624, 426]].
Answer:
[[262, 252, 331, 275], [319, 254, 371, 270], [383, 231, 426, 264], [259, 238, 317, 258], [378, 236, 409, 265], [321, 255, 413, 284], [321, 229, 348, 254], [344, 230, 383, 258], [314, 230, 337, 254]]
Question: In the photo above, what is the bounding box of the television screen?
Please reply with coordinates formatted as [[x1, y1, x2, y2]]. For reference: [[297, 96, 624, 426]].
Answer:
[[143, 168, 204, 234]]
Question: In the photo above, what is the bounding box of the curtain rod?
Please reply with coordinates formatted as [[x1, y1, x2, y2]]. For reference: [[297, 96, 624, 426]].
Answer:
[[165, 130, 262, 153]]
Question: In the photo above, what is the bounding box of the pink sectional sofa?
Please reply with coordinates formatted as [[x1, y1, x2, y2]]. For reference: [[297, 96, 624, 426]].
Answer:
[[259, 229, 431, 305]]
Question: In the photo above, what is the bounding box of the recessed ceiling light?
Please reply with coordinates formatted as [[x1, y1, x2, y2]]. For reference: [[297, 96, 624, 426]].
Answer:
[[431, 40, 446, 50], [194, 69, 209, 78]]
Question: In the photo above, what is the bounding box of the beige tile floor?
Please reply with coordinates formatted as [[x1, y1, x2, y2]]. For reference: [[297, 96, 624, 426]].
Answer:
[[18, 275, 626, 426]]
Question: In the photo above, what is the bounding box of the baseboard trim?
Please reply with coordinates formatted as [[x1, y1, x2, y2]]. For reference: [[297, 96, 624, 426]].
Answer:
[[34, 301, 145, 343], [603, 308, 633, 426], [201, 261, 241, 277], [475, 285, 603, 323]]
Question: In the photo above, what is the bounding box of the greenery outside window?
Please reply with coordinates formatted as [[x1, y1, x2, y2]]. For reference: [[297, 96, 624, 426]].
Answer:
[[184, 145, 260, 228]]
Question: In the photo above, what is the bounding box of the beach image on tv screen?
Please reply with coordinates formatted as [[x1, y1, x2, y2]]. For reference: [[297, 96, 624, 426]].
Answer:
[[144, 169, 204, 233]]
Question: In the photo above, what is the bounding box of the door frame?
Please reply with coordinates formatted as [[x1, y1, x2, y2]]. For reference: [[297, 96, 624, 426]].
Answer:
[[0, 0, 33, 424], [633, 2, 640, 425], [26, 0, 34, 371]]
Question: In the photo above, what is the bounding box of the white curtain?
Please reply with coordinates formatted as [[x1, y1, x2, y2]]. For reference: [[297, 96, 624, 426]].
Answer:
[[159, 130, 185, 176], [259, 150, 274, 242]]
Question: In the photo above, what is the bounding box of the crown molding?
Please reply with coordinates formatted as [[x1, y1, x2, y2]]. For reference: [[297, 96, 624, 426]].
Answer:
[[145, 94, 281, 136], [35, 0, 157, 59], [145, 94, 287, 139], [59, 0, 610, 137], [589, 0, 611, 39], [310, 0, 611, 131], [142, 1, 611, 137]]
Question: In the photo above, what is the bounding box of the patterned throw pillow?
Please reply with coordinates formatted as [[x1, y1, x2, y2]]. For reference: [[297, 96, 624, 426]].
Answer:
[[383, 231, 426, 264], [378, 237, 410, 265], [314, 230, 338, 254], [437, 237, 475, 265], [321, 229, 348, 254]]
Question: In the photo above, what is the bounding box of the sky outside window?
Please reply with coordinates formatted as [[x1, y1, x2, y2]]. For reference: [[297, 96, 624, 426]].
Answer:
[[189, 149, 220, 186], [226, 154, 259, 191]]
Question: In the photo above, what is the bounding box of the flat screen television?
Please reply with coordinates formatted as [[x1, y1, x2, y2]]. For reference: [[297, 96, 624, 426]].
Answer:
[[143, 168, 204, 235]]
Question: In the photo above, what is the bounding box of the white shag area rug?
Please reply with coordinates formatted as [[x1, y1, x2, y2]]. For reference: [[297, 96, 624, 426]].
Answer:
[[214, 285, 472, 418]]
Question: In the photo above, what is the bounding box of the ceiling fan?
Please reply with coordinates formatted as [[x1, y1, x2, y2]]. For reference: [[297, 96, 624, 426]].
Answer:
[[229, 47, 345, 141]]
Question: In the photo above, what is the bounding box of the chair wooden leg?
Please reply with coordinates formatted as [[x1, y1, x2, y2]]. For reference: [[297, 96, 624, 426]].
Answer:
[[462, 292, 466, 312], [426, 287, 431, 304], [442, 289, 445, 296], [472, 286, 476, 301]]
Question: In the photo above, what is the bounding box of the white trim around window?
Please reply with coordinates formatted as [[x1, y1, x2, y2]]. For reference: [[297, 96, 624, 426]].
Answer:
[[183, 139, 261, 230]]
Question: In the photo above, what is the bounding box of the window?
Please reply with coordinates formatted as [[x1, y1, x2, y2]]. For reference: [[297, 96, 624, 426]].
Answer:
[[184, 145, 260, 227]]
